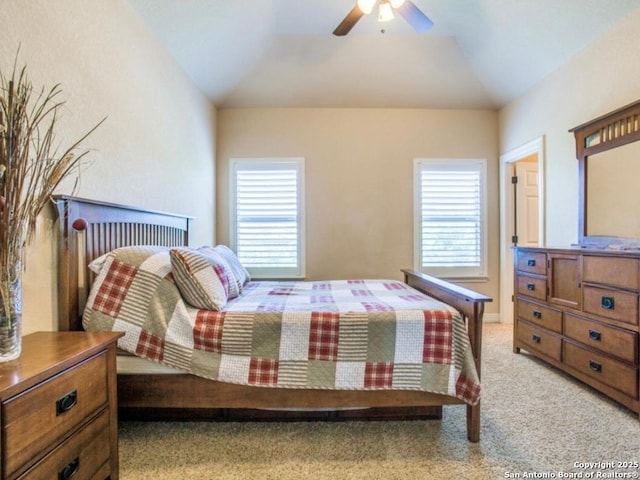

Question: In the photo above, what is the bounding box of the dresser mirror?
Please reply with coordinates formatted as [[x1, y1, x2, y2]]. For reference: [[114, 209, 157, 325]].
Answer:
[[586, 140, 640, 238], [570, 100, 640, 246]]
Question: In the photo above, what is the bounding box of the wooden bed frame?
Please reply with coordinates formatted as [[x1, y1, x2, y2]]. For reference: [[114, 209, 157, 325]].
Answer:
[[53, 195, 492, 442]]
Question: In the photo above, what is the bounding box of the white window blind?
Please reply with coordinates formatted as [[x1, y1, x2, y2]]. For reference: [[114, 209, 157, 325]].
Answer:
[[414, 159, 487, 279], [230, 158, 305, 279]]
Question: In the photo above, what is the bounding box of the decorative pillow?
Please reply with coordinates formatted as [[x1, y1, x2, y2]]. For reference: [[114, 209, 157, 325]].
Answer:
[[198, 245, 244, 294], [170, 247, 232, 310], [199, 247, 240, 299], [211, 244, 251, 287], [197, 247, 242, 300]]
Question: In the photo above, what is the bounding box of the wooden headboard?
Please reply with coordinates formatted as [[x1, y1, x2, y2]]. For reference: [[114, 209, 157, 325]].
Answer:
[[53, 195, 192, 332]]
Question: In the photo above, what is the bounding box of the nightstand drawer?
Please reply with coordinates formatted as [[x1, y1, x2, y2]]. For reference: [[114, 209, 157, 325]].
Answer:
[[20, 409, 111, 480], [2, 352, 108, 478], [565, 313, 638, 364], [517, 320, 561, 361], [516, 274, 547, 301], [583, 285, 638, 325], [563, 341, 637, 398], [517, 298, 562, 333]]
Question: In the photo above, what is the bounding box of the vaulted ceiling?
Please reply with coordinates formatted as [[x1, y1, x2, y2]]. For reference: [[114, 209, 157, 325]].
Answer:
[[128, 0, 640, 109]]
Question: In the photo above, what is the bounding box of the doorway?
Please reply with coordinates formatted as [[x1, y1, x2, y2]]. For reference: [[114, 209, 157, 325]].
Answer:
[[499, 137, 545, 323]]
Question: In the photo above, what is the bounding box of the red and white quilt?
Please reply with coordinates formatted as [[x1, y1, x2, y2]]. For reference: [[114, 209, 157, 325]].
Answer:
[[83, 249, 480, 405]]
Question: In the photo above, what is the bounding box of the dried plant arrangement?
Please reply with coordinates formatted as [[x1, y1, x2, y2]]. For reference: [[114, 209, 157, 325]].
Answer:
[[0, 53, 105, 360]]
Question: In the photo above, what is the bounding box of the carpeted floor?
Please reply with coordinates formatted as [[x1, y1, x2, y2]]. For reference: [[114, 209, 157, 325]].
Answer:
[[118, 323, 640, 479]]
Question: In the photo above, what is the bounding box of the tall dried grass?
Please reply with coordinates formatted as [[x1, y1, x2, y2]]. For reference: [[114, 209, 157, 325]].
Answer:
[[0, 53, 104, 323]]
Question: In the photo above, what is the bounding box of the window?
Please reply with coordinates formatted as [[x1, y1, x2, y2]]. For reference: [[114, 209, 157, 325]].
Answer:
[[229, 158, 305, 279], [413, 159, 487, 279]]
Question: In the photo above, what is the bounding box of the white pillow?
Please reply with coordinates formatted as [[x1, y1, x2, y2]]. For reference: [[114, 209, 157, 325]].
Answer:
[[213, 245, 251, 286]]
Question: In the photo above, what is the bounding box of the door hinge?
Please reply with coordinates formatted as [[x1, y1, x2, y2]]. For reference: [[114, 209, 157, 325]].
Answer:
[[511, 175, 518, 184], [512, 235, 518, 243]]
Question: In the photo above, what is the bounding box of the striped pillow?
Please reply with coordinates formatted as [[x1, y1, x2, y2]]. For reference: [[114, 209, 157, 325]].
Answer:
[[170, 248, 233, 310]]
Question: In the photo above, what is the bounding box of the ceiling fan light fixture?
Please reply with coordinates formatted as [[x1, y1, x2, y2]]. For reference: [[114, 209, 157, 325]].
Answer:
[[389, 0, 406, 8], [334, 0, 433, 36], [378, 1, 394, 22], [357, 0, 376, 15]]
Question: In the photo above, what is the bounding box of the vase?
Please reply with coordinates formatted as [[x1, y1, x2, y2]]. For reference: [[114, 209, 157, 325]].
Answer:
[[0, 270, 22, 362]]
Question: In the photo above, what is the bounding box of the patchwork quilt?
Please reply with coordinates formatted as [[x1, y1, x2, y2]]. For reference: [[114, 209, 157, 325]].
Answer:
[[83, 247, 480, 405]]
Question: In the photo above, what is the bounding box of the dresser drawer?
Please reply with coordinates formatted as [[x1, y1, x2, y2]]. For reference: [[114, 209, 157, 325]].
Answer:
[[565, 313, 638, 364], [19, 409, 111, 480], [563, 341, 638, 398], [516, 274, 547, 301], [2, 352, 109, 478], [583, 256, 639, 290], [516, 298, 562, 333], [516, 251, 546, 275], [583, 285, 638, 325], [517, 320, 562, 361]]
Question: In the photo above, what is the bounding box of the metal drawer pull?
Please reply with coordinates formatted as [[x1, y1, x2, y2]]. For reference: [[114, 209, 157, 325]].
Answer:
[[589, 360, 602, 373], [600, 296, 614, 310], [588, 329, 602, 341], [527, 259, 536, 267], [59, 457, 79, 480], [533, 310, 542, 319], [527, 283, 535, 291], [532, 334, 541, 344], [56, 390, 78, 416]]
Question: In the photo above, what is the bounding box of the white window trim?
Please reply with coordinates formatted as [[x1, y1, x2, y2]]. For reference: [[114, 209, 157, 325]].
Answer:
[[413, 158, 488, 280], [229, 157, 306, 279]]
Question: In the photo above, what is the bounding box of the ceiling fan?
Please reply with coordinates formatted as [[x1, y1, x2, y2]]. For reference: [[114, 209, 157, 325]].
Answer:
[[333, 0, 434, 36]]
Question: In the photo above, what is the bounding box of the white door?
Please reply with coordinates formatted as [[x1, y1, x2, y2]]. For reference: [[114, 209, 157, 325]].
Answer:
[[500, 137, 545, 325], [514, 158, 539, 247]]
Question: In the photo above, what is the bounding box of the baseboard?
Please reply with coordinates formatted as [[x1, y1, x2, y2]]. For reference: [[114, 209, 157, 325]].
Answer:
[[483, 313, 501, 323]]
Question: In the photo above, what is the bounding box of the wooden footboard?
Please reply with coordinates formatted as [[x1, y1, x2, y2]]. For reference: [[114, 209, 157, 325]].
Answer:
[[401, 269, 492, 442], [53, 196, 493, 442]]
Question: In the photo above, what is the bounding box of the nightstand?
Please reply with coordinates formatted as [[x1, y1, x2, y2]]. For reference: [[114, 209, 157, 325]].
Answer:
[[0, 331, 123, 480]]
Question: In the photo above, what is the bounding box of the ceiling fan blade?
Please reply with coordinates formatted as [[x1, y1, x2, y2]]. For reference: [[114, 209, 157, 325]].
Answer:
[[333, 5, 364, 36], [396, 1, 434, 33]]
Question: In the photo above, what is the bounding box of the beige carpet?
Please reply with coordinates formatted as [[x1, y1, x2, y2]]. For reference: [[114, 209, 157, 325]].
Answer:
[[118, 324, 640, 479]]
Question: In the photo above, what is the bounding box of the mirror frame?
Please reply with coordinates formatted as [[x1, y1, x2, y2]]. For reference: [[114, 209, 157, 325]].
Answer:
[[570, 100, 640, 245]]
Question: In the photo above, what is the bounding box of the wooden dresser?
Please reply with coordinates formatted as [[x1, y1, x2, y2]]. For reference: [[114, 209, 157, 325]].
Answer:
[[0, 331, 122, 480], [514, 247, 639, 416]]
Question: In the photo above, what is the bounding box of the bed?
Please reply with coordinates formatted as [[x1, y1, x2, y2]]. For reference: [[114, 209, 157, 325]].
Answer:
[[53, 195, 492, 442]]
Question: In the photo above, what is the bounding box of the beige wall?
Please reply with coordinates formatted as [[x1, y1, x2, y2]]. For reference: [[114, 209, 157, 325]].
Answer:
[[499, 8, 640, 246], [217, 108, 499, 312], [1, 0, 216, 333]]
